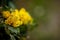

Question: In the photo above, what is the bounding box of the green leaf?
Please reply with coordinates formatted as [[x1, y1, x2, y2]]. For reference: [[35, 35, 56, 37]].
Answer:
[[19, 25, 27, 37], [8, 1, 16, 9], [8, 27, 20, 34], [10, 34, 16, 40]]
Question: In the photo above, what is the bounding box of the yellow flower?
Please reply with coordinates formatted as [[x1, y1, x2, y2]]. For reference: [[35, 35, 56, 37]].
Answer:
[[12, 20, 23, 27], [19, 8, 26, 13], [2, 11, 11, 18], [5, 16, 13, 25], [4, 8, 33, 27], [19, 8, 33, 24], [11, 9, 19, 16]]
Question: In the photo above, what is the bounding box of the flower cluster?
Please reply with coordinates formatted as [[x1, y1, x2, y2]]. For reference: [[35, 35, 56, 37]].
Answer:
[[2, 8, 33, 27]]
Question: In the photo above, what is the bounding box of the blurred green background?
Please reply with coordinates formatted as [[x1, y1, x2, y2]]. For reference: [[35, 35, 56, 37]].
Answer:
[[13, 0, 60, 40]]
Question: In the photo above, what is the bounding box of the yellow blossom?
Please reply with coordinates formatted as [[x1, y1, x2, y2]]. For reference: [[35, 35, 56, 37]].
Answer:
[[5, 16, 13, 25], [12, 20, 23, 27], [11, 9, 19, 16], [19, 8, 33, 24], [2, 11, 11, 18], [4, 8, 33, 27]]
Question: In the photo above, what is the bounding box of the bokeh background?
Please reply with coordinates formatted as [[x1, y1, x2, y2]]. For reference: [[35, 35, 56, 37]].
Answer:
[[13, 0, 60, 40]]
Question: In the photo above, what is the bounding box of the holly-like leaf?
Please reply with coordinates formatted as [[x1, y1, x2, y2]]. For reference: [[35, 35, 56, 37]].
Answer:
[[8, 27, 20, 34]]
